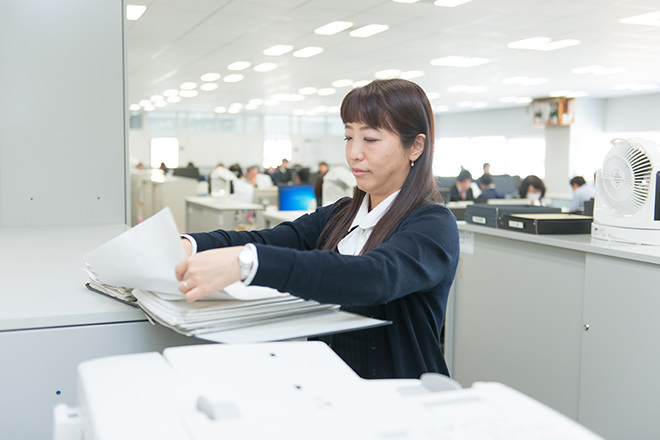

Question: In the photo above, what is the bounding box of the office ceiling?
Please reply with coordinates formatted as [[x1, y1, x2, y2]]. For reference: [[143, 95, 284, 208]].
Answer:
[[126, 0, 660, 116]]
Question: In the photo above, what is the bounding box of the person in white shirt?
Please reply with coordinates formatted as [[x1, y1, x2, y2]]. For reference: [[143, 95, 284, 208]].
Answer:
[[569, 176, 595, 212]]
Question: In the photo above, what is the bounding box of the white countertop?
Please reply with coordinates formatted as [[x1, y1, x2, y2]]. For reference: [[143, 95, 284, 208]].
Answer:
[[458, 222, 660, 265], [0, 224, 147, 331], [185, 196, 264, 210]]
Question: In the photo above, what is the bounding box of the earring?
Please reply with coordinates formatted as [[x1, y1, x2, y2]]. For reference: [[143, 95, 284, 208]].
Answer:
[[410, 160, 415, 167]]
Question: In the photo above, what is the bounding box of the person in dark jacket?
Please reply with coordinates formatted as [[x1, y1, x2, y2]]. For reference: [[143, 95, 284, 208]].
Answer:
[[176, 79, 460, 380]]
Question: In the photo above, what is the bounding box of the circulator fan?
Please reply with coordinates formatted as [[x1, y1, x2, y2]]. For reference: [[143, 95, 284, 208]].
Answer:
[[592, 137, 660, 244]]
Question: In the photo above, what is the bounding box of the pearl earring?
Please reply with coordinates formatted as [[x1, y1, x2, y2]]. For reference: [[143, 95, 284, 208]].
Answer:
[[410, 160, 415, 167]]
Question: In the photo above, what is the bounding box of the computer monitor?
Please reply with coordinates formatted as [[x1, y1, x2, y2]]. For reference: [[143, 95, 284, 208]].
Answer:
[[171, 167, 200, 180], [278, 185, 317, 211]]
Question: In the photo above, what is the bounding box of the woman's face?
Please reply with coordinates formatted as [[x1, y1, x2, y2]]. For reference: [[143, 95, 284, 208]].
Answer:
[[344, 122, 417, 208]]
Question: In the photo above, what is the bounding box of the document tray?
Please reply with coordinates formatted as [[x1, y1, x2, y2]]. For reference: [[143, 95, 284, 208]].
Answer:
[[498, 213, 593, 234]]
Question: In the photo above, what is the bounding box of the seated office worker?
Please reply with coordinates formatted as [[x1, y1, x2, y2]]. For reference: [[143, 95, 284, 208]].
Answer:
[[177, 79, 460, 379], [449, 169, 475, 201]]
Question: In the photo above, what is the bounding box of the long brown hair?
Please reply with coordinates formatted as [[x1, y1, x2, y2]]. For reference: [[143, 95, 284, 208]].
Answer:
[[317, 79, 441, 254]]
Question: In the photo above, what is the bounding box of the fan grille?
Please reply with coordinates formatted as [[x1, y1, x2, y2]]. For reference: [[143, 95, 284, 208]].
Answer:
[[602, 141, 653, 214]]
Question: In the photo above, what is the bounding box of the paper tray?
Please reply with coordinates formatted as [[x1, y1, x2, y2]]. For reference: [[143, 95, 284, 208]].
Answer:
[[498, 213, 593, 234]]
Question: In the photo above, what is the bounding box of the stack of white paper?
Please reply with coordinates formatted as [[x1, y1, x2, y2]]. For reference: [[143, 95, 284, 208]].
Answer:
[[82, 208, 387, 342]]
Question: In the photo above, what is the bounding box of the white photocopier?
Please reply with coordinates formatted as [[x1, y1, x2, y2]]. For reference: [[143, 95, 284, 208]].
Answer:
[[54, 341, 604, 440]]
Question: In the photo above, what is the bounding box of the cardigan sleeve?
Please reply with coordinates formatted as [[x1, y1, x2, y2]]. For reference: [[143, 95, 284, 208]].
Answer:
[[251, 204, 459, 307]]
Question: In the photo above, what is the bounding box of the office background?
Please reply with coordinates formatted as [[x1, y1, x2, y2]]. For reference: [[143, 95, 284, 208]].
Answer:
[[1, 0, 660, 439]]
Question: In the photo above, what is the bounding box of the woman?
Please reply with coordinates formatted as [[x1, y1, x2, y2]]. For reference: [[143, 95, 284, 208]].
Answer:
[[518, 174, 546, 205], [176, 79, 460, 379]]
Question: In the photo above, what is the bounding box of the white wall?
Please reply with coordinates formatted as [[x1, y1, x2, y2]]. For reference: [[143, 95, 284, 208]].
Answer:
[[605, 93, 660, 132], [0, 0, 126, 227]]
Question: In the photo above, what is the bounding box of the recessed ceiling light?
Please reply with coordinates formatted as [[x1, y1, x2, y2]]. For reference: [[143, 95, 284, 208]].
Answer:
[[500, 96, 532, 104], [426, 92, 440, 99], [315, 21, 353, 35], [375, 69, 401, 79], [613, 83, 659, 91], [228, 61, 251, 71], [507, 37, 580, 51], [298, 87, 318, 95], [401, 70, 424, 79], [264, 99, 279, 106], [253, 63, 277, 72], [126, 4, 147, 21], [154, 101, 167, 108], [434, 0, 472, 7], [550, 90, 588, 97], [393, 0, 420, 3], [328, 106, 341, 113], [571, 65, 627, 75], [430, 56, 490, 67], [272, 93, 304, 102], [150, 95, 164, 102], [315, 105, 328, 112], [129, 104, 141, 111], [349, 24, 389, 38], [318, 88, 336, 96], [223, 74, 245, 83], [501, 76, 548, 86], [163, 89, 179, 97], [447, 85, 489, 94], [245, 103, 259, 111], [352, 80, 371, 88], [214, 106, 227, 113], [263, 44, 294, 56], [179, 90, 198, 98], [332, 79, 353, 88], [138, 99, 151, 107], [200, 73, 221, 82], [167, 96, 181, 103], [619, 10, 660, 26], [180, 82, 197, 90], [433, 105, 450, 112], [293, 109, 306, 116], [249, 98, 264, 106], [143, 105, 155, 112], [200, 83, 218, 91], [293, 47, 324, 58]]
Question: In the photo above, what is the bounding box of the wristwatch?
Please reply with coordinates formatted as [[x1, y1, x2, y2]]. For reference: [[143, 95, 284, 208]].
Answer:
[[238, 244, 256, 282]]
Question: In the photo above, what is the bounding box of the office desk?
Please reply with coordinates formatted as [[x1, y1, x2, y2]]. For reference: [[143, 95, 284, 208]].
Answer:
[[262, 210, 310, 228], [449, 223, 660, 440], [0, 225, 207, 440], [185, 196, 265, 232]]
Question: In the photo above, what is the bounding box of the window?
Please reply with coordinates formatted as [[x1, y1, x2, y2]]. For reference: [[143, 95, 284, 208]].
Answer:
[[263, 137, 292, 169], [150, 137, 179, 168]]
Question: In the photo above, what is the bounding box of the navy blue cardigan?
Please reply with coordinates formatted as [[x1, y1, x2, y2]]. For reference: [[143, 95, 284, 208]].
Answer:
[[189, 200, 459, 379]]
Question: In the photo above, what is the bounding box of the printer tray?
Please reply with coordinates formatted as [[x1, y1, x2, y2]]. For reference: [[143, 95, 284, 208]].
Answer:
[[498, 213, 593, 234], [464, 204, 561, 228]]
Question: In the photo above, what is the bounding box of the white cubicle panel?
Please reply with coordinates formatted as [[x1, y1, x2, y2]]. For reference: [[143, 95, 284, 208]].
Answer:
[[450, 223, 660, 440], [0, 0, 126, 227]]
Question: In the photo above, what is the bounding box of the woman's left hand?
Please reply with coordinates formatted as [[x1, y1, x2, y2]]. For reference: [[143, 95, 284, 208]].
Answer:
[[175, 246, 243, 302]]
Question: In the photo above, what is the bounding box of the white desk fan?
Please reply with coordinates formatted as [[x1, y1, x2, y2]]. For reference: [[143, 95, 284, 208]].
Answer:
[[592, 137, 660, 244]]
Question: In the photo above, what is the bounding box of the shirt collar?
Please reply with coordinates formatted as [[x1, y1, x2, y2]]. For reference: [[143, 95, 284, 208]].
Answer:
[[350, 190, 400, 230]]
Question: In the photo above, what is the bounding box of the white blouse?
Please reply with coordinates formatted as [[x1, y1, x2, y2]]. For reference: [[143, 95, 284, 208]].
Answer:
[[337, 191, 399, 256]]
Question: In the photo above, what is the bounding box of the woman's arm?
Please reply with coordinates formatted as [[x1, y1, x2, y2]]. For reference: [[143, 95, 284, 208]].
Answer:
[[252, 204, 459, 306]]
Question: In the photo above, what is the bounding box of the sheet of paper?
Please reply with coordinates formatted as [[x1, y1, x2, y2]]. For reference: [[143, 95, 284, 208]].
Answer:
[[83, 208, 292, 301], [83, 207, 186, 296]]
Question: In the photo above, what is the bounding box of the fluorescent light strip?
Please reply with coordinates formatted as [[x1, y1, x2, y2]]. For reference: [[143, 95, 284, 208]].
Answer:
[[126, 4, 147, 21], [349, 24, 389, 38], [200, 83, 218, 91], [228, 61, 251, 71], [223, 74, 244, 83], [393, 0, 420, 3], [315, 21, 353, 35], [332, 79, 353, 88], [401, 70, 424, 80], [375, 69, 401, 79], [508, 37, 580, 51], [619, 10, 660, 26], [293, 47, 324, 58], [434, 0, 472, 7], [200, 73, 221, 82], [254, 63, 277, 72], [180, 82, 197, 90], [263, 44, 293, 56], [430, 56, 489, 67]]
